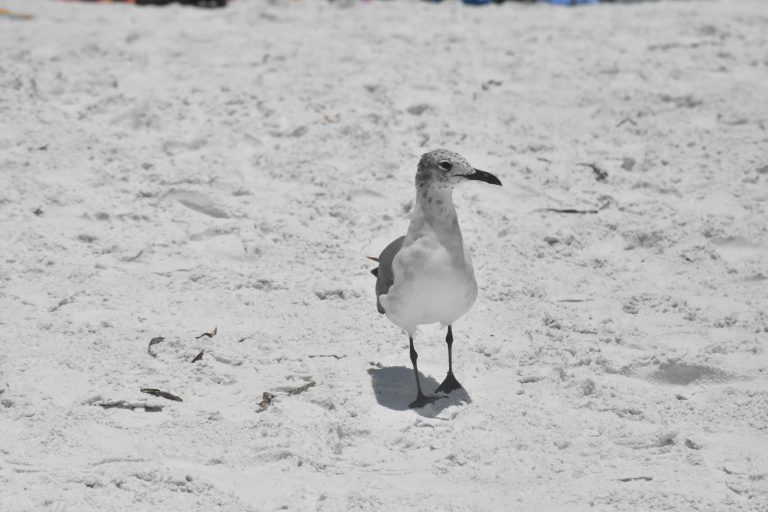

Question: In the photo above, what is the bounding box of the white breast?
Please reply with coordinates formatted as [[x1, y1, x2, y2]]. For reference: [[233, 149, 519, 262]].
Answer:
[[380, 234, 477, 335]]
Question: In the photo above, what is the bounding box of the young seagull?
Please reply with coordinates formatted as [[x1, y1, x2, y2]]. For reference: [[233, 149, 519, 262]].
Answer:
[[371, 149, 501, 408]]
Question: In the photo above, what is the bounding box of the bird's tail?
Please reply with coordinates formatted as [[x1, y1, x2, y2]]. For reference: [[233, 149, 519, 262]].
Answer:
[[366, 256, 379, 277]]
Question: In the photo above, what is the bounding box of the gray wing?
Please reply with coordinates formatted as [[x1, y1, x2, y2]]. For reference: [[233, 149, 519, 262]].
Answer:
[[372, 236, 405, 314]]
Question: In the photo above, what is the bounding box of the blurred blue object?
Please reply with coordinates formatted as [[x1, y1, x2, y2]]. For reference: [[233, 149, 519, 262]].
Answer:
[[545, 0, 600, 4]]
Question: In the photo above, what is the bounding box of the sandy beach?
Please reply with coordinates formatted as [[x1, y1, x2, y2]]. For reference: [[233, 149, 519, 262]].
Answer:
[[1, 0, 767, 510]]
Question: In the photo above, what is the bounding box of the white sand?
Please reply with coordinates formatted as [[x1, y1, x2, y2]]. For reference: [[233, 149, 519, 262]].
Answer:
[[1, 0, 767, 510]]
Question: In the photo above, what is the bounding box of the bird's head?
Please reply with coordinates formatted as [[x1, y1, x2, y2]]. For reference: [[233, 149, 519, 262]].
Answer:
[[416, 149, 502, 189]]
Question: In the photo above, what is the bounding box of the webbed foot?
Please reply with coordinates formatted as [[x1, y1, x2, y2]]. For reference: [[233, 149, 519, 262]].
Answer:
[[435, 372, 463, 394], [409, 393, 444, 408]]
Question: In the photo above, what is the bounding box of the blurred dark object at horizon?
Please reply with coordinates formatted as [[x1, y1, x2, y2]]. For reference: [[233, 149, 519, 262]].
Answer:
[[424, 0, 653, 4], [65, 0, 228, 8]]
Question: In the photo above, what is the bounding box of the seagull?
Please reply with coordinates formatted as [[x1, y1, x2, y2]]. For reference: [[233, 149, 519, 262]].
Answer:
[[370, 149, 501, 408]]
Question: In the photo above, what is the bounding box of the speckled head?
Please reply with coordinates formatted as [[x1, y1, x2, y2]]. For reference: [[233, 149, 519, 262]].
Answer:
[[416, 149, 502, 189]]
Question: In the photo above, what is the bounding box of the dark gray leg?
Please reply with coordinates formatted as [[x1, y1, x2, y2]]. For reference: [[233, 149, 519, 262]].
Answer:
[[435, 325, 463, 394], [408, 336, 441, 408]]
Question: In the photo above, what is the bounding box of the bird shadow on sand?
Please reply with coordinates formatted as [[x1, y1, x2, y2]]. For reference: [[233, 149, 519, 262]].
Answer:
[[368, 366, 472, 417]]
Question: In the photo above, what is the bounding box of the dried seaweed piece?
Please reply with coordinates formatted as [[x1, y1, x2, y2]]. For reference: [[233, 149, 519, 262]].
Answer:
[[685, 438, 701, 450], [542, 208, 599, 215], [257, 392, 275, 412], [147, 337, 165, 358], [196, 327, 218, 339], [577, 162, 608, 182], [191, 351, 204, 363], [93, 400, 163, 412], [255, 380, 317, 414], [481, 79, 502, 91], [140, 388, 183, 402], [617, 476, 653, 482]]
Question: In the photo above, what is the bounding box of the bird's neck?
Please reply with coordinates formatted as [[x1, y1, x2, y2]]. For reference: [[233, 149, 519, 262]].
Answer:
[[407, 184, 464, 255]]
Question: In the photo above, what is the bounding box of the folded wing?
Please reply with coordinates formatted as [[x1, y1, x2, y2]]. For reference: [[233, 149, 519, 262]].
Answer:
[[372, 236, 405, 314]]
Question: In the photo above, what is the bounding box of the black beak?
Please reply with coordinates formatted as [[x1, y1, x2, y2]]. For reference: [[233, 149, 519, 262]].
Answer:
[[467, 168, 502, 186]]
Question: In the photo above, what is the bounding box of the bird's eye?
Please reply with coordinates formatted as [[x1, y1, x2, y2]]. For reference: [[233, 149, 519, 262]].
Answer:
[[438, 161, 452, 172]]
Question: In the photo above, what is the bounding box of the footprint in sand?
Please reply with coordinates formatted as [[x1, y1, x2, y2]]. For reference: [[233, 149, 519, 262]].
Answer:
[[648, 362, 729, 386], [709, 236, 765, 264]]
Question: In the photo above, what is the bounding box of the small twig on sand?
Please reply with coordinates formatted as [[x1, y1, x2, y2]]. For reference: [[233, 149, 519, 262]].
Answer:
[[123, 249, 144, 262], [140, 388, 183, 402], [29, 77, 41, 98], [726, 483, 747, 495], [617, 476, 653, 482], [196, 327, 218, 339], [616, 117, 637, 128], [191, 350, 204, 363], [308, 354, 345, 360], [49, 296, 73, 313], [147, 337, 165, 358]]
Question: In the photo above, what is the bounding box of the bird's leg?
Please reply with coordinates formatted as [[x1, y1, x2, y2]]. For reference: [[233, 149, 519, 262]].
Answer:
[[408, 336, 441, 408], [435, 325, 463, 394]]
